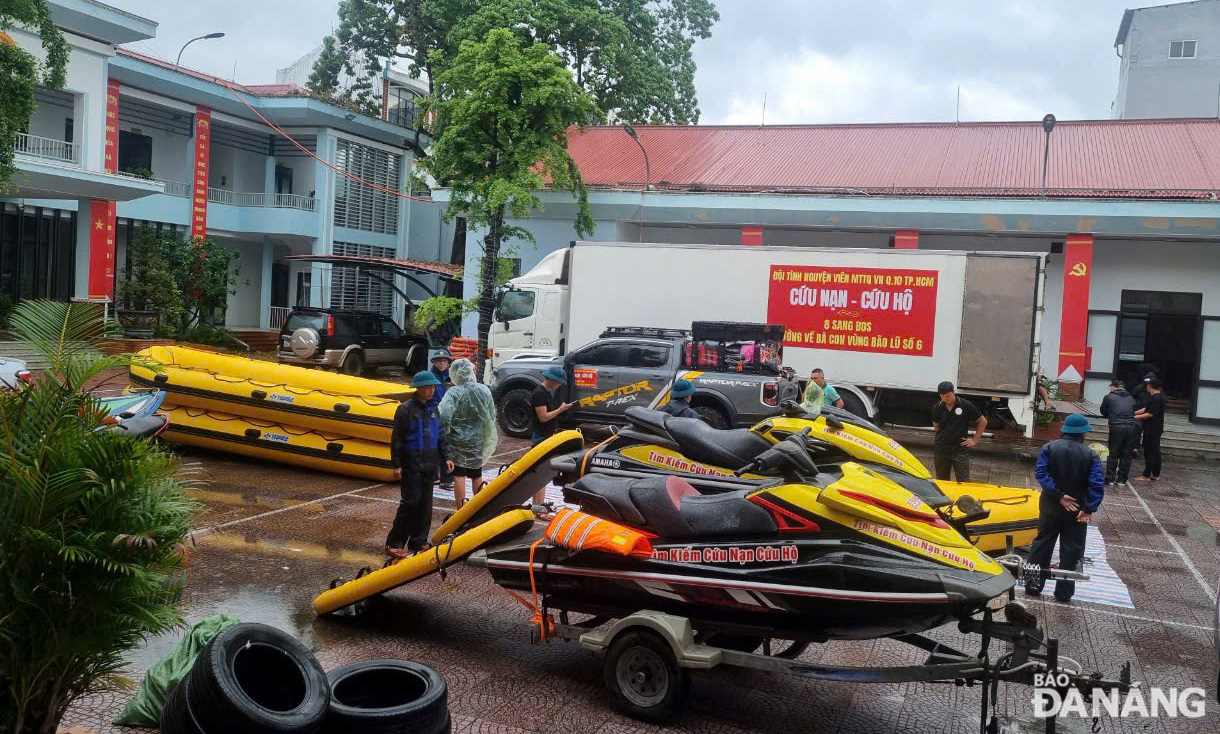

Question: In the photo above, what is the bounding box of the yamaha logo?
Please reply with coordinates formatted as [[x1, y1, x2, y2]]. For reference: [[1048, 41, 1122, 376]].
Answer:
[[591, 457, 621, 469]]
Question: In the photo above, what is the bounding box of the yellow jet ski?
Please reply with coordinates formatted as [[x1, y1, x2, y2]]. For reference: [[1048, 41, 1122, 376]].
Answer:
[[557, 402, 1039, 553]]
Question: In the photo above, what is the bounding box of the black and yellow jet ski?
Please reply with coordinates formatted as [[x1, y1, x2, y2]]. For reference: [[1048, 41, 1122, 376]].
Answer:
[[556, 402, 1039, 553], [482, 428, 1015, 641]]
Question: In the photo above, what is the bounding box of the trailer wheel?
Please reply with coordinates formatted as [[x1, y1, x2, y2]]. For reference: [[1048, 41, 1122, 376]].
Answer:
[[604, 630, 690, 724]]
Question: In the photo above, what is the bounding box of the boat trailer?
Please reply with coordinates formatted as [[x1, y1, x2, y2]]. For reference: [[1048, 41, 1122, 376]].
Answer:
[[545, 602, 1129, 733], [524, 555, 1134, 733]]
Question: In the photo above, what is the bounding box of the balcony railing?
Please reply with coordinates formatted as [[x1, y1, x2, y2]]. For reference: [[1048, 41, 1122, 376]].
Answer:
[[269, 306, 292, 331], [207, 188, 317, 212], [14, 132, 78, 164], [162, 180, 191, 198], [155, 182, 316, 211]]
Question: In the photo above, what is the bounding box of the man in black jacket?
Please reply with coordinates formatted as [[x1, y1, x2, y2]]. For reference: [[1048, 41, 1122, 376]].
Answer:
[[661, 379, 701, 419], [1100, 380, 1139, 485], [1135, 378, 1167, 482], [386, 370, 453, 558], [1026, 413, 1105, 603]]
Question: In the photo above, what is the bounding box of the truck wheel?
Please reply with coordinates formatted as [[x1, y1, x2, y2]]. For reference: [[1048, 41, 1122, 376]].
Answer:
[[603, 630, 690, 724], [340, 351, 364, 376], [693, 405, 728, 429], [497, 388, 534, 438], [839, 391, 868, 419]]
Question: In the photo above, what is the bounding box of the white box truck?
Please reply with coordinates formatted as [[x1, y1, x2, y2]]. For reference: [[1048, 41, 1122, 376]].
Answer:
[[487, 241, 1047, 434]]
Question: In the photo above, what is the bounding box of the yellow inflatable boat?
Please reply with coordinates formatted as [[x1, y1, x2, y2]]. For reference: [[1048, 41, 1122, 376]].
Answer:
[[314, 508, 536, 615], [131, 346, 411, 442], [431, 430, 584, 544], [936, 480, 1041, 552], [160, 403, 397, 482]]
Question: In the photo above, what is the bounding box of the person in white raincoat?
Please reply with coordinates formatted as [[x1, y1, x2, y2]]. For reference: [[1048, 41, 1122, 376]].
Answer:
[[437, 358, 498, 508]]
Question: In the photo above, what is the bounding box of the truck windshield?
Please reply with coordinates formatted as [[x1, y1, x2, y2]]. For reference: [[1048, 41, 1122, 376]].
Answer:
[[498, 290, 536, 321]]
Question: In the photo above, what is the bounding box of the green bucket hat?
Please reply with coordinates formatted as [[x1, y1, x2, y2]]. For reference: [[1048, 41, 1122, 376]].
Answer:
[[671, 379, 696, 399], [1061, 413, 1091, 434], [411, 370, 442, 388]]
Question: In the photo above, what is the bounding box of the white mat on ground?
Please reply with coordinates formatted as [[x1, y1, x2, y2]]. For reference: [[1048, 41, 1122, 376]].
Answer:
[[1051, 525, 1135, 609], [429, 469, 568, 506]]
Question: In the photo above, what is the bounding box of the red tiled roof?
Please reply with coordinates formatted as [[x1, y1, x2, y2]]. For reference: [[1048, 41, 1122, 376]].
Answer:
[[566, 120, 1220, 200], [116, 48, 316, 98]]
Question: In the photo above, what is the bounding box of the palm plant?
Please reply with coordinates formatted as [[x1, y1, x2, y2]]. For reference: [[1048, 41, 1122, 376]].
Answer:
[[0, 300, 195, 734]]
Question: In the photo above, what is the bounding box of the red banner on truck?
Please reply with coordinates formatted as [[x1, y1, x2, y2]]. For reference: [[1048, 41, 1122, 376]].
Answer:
[[766, 264, 939, 357]]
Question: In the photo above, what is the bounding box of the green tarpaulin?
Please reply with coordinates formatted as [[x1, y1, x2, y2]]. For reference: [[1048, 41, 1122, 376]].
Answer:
[[112, 613, 240, 727]]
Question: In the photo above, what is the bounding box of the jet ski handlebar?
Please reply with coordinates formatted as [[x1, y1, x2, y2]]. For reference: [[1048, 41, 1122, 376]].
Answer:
[[733, 427, 818, 478]]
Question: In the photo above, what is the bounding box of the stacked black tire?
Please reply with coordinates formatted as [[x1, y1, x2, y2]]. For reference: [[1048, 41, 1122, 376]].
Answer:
[[161, 623, 449, 734]]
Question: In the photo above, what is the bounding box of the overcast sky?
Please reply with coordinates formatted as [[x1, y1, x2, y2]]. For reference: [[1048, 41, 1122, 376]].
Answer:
[[112, 0, 1153, 124]]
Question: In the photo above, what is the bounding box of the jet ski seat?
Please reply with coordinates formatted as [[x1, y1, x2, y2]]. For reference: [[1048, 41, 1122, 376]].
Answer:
[[566, 474, 777, 539], [663, 417, 772, 469], [625, 407, 773, 470], [625, 406, 671, 437]]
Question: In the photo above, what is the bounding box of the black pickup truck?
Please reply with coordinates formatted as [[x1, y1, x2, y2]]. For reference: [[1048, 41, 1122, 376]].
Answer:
[[492, 322, 789, 437]]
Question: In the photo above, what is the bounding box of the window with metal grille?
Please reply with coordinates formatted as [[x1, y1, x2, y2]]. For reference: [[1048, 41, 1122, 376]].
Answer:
[[330, 242, 397, 317], [333, 139, 401, 234]]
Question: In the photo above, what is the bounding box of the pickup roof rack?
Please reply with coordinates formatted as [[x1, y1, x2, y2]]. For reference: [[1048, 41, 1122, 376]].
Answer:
[[600, 326, 691, 340]]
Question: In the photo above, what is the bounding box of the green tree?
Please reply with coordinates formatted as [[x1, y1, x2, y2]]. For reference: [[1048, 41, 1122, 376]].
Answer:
[[0, 300, 194, 734], [0, 0, 68, 187], [310, 0, 718, 155], [116, 227, 244, 338], [415, 29, 598, 377]]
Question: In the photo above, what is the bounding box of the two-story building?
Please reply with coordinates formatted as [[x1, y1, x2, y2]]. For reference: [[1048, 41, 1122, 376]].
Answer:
[[1114, 0, 1220, 118], [2, 0, 454, 336]]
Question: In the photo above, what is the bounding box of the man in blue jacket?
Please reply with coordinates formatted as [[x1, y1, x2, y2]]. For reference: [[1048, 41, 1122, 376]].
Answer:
[[1025, 413, 1105, 603], [386, 370, 453, 558]]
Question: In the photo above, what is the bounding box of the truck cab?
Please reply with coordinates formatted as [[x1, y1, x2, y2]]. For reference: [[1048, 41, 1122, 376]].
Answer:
[[488, 249, 570, 381]]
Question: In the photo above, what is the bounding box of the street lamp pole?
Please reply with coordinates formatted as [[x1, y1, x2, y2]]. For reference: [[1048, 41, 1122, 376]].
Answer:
[[175, 32, 226, 69], [622, 124, 653, 190], [1041, 113, 1056, 197], [623, 124, 653, 243]]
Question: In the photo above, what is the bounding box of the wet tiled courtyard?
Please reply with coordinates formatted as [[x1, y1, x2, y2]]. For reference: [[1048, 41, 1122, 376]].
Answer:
[[61, 429, 1219, 733]]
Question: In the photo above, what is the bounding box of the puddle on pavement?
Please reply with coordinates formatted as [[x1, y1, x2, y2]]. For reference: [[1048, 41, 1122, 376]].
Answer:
[[124, 586, 317, 672], [196, 531, 384, 567]]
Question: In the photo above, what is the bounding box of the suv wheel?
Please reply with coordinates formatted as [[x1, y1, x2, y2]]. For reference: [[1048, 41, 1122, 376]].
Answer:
[[497, 388, 535, 438], [693, 405, 729, 429], [340, 351, 364, 376]]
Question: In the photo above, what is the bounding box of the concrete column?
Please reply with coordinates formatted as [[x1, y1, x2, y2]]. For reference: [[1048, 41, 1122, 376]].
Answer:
[[1057, 233, 1094, 398], [258, 237, 272, 329], [894, 230, 919, 249], [73, 200, 95, 298], [264, 155, 277, 196], [311, 128, 334, 308]]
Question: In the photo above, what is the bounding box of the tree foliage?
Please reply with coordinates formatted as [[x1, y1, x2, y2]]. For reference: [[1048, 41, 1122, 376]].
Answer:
[[310, 0, 718, 154], [415, 29, 598, 377], [0, 300, 195, 734], [117, 227, 245, 338], [0, 0, 69, 187]]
